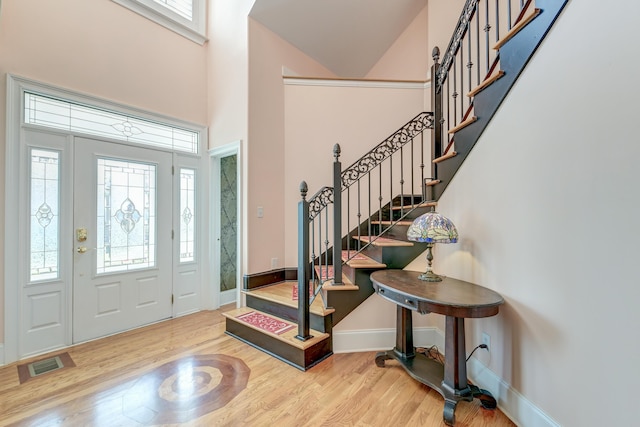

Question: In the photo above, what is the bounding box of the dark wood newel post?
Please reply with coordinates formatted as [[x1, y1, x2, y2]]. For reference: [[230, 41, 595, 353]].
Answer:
[[332, 144, 342, 285], [431, 46, 443, 200], [296, 181, 312, 341]]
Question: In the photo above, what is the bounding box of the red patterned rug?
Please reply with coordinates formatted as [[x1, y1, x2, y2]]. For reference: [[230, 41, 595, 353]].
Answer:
[[292, 283, 315, 300], [234, 311, 295, 335]]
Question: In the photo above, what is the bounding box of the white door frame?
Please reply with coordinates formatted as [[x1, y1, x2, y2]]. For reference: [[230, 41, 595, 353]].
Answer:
[[209, 141, 243, 309], [3, 75, 209, 364]]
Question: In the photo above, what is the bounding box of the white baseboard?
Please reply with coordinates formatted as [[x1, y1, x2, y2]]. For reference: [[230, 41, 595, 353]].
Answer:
[[333, 326, 445, 354], [467, 357, 559, 427], [0, 344, 4, 366], [220, 289, 236, 306], [333, 327, 559, 427]]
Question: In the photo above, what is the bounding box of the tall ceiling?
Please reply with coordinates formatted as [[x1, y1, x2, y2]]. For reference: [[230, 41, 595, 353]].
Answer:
[[249, 0, 427, 78]]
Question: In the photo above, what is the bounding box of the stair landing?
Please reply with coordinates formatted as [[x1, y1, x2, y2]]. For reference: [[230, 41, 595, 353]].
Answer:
[[224, 306, 331, 371]]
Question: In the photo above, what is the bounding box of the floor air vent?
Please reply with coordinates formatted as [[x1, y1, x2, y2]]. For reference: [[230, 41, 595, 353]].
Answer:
[[28, 356, 64, 377], [17, 352, 75, 384]]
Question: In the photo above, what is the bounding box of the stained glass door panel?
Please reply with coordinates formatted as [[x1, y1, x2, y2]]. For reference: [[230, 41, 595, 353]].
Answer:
[[219, 154, 237, 293], [73, 138, 172, 343]]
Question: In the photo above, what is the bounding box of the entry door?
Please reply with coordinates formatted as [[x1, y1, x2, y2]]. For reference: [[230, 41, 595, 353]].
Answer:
[[73, 138, 173, 343]]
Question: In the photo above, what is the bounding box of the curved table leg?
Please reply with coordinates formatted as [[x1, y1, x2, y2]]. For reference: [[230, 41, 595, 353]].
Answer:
[[375, 351, 392, 367], [443, 399, 457, 426]]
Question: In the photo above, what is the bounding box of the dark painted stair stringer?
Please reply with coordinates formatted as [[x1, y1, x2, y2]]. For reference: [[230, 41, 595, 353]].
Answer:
[[432, 0, 569, 201]]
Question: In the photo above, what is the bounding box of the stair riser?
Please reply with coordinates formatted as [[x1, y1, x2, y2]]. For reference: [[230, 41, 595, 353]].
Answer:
[[245, 294, 332, 333], [326, 274, 375, 325], [361, 244, 429, 270], [225, 321, 332, 371]]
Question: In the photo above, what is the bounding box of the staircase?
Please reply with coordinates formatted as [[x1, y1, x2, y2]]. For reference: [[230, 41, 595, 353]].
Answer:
[[224, 0, 568, 370]]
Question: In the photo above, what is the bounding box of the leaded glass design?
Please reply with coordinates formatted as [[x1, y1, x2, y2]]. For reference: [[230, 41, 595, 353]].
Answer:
[[152, 0, 193, 20], [30, 149, 60, 281], [219, 155, 237, 292], [24, 92, 199, 154], [180, 168, 195, 263], [97, 158, 156, 274]]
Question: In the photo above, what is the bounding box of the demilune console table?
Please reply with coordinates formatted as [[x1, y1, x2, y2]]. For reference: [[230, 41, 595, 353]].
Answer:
[[371, 270, 504, 426]]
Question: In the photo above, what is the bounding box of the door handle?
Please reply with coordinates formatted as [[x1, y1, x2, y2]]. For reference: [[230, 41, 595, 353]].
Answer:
[[77, 246, 89, 254]]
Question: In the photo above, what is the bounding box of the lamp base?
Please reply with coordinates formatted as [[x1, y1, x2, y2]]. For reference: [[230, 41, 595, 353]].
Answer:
[[417, 270, 443, 282]]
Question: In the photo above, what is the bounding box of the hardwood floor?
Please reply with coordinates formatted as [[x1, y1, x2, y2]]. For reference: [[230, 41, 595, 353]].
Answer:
[[0, 306, 515, 426]]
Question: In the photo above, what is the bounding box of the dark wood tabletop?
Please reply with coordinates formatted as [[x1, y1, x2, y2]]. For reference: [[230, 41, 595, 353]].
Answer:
[[371, 269, 504, 318]]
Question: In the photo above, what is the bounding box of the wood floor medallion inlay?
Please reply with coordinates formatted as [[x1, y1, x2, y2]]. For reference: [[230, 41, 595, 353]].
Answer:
[[122, 354, 250, 424]]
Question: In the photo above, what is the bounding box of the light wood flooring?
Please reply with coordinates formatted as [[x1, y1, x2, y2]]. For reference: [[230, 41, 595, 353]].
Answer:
[[0, 306, 515, 426]]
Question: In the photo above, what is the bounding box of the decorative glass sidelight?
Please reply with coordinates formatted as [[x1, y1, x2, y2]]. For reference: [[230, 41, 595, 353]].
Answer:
[[219, 155, 237, 291], [179, 168, 195, 263], [30, 149, 61, 282], [97, 157, 156, 274]]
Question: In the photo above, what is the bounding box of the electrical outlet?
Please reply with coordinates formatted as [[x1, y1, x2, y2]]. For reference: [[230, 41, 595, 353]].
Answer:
[[257, 206, 264, 218], [271, 257, 278, 269], [482, 332, 491, 350]]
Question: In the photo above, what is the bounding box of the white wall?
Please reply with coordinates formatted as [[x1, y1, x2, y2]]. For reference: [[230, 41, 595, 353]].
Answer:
[[283, 82, 428, 267], [366, 4, 429, 81], [246, 19, 335, 274], [0, 0, 208, 345], [434, 0, 640, 425]]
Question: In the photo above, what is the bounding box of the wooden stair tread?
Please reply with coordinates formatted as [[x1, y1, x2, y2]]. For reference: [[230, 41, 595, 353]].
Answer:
[[468, 70, 505, 97], [322, 280, 359, 291], [425, 179, 441, 186], [433, 150, 458, 164], [448, 115, 477, 134], [494, 8, 541, 50], [243, 282, 334, 316], [223, 307, 330, 350], [370, 220, 413, 226], [391, 201, 437, 211], [342, 250, 386, 268], [355, 236, 413, 247]]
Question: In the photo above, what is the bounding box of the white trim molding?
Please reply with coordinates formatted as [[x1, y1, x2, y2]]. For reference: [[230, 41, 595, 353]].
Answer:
[[467, 358, 560, 427], [112, 0, 207, 45], [283, 77, 431, 90], [0, 344, 5, 366]]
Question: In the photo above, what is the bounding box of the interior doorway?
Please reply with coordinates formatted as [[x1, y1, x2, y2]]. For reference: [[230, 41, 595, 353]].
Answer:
[[210, 142, 242, 307]]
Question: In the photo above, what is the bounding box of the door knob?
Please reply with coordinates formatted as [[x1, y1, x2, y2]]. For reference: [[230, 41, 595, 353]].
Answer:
[[77, 246, 88, 254]]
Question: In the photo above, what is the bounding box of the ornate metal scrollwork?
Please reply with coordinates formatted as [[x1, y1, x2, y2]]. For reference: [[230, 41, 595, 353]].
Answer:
[[436, 0, 479, 93], [340, 112, 434, 189], [308, 186, 334, 220]]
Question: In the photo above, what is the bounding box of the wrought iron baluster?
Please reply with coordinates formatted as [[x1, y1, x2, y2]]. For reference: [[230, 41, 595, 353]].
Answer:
[[346, 187, 351, 254], [317, 210, 323, 282], [410, 136, 415, 207], [495, 0, 500, 43], [475, 1, 480, 86], [400, 146, 405, 217], [447, 78, 451, 137], [452, 60, 458, 126], [324, 207, 329, 281], [368, 172, 372, 239], [467, 21, 473, 103], [508, 0, 512, 30], [485, 0, 491, 74], [420, 130, 425, 200], [389, 153, 393, 222], [378, 162, 383, 230], [356, 179, 361, 250], [458, 44, 463, 121]]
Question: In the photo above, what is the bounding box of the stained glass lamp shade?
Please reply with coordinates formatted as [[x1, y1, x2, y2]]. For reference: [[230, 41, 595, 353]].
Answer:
[[406, 211, 458, 281]]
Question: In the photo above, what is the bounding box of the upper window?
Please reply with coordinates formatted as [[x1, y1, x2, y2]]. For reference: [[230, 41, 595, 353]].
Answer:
[[24, 92, 200, 154], [112, 0, 207, 44]]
